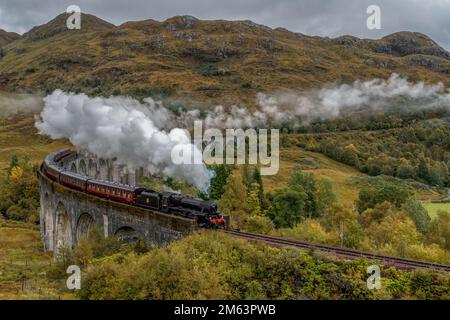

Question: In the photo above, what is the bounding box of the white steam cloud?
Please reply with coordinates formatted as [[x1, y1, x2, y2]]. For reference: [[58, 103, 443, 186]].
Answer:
[[35, 90, 212, 192], [35, 74, 450, 191], [195, 74, 450, 128]]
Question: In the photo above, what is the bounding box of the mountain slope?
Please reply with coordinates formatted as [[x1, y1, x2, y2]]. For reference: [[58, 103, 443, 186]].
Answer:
[[0, 29, 20, 47], [0, 14, 449, 107], [22, 12, 114, 41]]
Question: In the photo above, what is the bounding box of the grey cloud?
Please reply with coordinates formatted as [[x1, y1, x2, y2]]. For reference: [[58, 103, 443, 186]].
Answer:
[[0, 0, 449, 50]]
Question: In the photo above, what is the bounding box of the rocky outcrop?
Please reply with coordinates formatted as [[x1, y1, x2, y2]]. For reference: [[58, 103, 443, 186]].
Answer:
[[369, 32, 450, 60]]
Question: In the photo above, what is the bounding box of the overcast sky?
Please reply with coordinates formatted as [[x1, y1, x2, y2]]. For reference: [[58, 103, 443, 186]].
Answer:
[[0, 0, 449, 50]]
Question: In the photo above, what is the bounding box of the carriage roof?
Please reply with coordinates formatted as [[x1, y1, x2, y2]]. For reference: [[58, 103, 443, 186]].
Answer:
[[60, 171, 90, 182], [87, 179, 137, 192]]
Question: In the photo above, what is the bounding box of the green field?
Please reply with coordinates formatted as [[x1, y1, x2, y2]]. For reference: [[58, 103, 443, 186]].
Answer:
[[260, 146, 443, 209], [423, 202, 450, 219], [0, 218, 73, 299], [0, 113, 71, 173]]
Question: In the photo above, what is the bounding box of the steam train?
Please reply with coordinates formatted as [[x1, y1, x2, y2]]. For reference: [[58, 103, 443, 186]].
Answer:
[[41, 149, 225, 228]]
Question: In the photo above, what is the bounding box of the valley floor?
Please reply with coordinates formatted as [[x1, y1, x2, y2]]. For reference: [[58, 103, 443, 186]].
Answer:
[[0, 219, 74, 299]]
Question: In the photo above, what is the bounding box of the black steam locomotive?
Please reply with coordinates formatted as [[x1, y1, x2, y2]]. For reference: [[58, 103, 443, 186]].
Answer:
[[136, 190, 223, 227]]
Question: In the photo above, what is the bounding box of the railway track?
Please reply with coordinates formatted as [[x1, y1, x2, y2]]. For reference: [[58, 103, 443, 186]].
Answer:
[[222, 229, 450, 272]]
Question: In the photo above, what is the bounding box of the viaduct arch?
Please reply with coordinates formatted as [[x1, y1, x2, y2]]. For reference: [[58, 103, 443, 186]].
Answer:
[[38, 154, 197, 255]]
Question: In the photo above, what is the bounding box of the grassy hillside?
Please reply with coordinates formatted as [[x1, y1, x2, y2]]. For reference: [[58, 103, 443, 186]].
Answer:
[[261, 146, 442, 209], [423, 202, 450, 219], [262, 147, 364, 208], [0, 113, 70, 172], [0, 219, 73, 299], [0, 13, 449, 108], [0, 29, 19, 47]]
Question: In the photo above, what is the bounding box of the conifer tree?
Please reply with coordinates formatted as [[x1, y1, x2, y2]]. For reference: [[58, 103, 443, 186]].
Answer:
[[246, 183, 262, 216], [218, 172, 248, 228], [209, 164, 231, 200], [252, 167, 266, 209]]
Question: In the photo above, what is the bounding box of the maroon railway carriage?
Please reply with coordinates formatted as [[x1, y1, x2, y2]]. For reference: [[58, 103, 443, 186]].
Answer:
[[42, 149, 74, 181], [59, 171, 88, 192], [42, 162, 60, 182], [87, 180, 137, 205], [53, 148, 76, 163]]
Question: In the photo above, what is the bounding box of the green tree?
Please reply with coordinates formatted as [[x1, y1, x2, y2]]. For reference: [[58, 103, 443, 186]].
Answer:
[[397, 158, 415, 179], [342, 220, 366, 249], [401, 198, 431, 234], [267, 189, 307, 228], [315, 177, 337, 214], [320, 205, 366, 249], [356, 183, 412, 213], [252, 167, 266, 209], [342, 144, 359, 167], [209, 164, 231, 200], [289, 167, 318, 217], [429, 162, 448, 187], [427, 211, 450, 250], [242, 163, 252, 188], [366, 211, 420, 256], [417, 158, 430, 183], [218, 172, 248, 228], [246, 183, 262, 216], [8, 153, 19, 177], [359, 202, 396, 227]]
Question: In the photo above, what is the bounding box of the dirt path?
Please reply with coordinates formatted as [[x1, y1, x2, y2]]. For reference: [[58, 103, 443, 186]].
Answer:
[[436, 189, 450, 202]]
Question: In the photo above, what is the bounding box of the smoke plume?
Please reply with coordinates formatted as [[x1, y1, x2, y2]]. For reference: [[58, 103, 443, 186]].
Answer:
[[35, 90, 212, 192]]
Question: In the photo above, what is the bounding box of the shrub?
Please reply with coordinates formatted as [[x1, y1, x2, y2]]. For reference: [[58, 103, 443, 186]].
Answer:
[[243, 215, 274, 234], [75, 231, 450, 300]]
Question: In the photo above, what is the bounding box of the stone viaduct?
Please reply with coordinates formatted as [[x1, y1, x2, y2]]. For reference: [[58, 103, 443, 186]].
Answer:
[[38, 150, 197, 254]]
